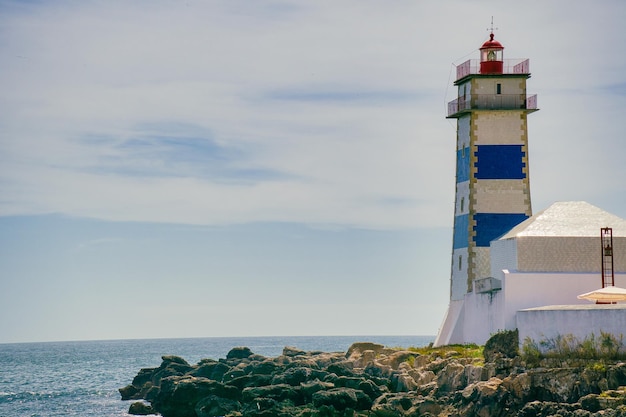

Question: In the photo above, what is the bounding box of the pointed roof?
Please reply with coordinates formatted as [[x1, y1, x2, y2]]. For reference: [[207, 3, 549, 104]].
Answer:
[[498, 201, 626, 239]]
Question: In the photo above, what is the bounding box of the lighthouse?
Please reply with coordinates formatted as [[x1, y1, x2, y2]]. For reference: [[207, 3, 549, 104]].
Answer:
[[435, 32, 539, 346]]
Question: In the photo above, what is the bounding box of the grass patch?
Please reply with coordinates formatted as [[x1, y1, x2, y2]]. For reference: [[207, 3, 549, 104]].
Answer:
[[521, 331, 626, 367], [407, 343, 484, 359]]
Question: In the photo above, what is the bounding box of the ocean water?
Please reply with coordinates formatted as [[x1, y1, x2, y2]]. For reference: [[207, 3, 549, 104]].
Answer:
[[0, 335, 434, 417]]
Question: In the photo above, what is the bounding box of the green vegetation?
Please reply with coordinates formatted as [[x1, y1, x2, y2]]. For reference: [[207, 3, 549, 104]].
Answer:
[[407, 343, 484, 359], [483, 329, 519, 361], [521, 331, 626, 367]]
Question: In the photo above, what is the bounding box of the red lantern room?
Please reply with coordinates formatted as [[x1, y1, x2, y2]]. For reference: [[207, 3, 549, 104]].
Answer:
[[479, 33, 504, 74]]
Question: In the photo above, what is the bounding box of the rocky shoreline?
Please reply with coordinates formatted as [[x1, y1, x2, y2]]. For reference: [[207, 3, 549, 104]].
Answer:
[[120, 335, 626, 417]]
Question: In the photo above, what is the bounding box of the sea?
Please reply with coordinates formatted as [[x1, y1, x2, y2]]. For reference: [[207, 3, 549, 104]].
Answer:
[[0, 335, 434, 417]]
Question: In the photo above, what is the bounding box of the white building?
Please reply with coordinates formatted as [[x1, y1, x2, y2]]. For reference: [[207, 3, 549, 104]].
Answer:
[[434, 31, 626, 346], [435, 201, 626, 346]]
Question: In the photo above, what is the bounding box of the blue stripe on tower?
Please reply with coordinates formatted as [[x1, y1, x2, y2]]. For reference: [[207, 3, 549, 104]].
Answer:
[[452, 214, 469, 249], [474, 145, 526, 179], [473, 213, 529, 247], [456, 147, 470, 183]]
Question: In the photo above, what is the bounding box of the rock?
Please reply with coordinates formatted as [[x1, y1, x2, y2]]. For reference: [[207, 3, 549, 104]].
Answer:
[[225, 373, 273, 390], [502, 372, 531, 401], [379, 350, 420, 370], [579, 394, 601, 412], [436, 362, 466, 394], [312, 387, 372, 411], [300, 380, 335, 402], [371, 392, 417, 417], [390, 371, 417, 392], [226, 346, 253, 360], [529, 368, 587, 402], [346, 342, 386, 359], [194, 394, 241, 417], [364, 361, 393, 379], [326, 362, 355, 377], [128, 401, 156, 415], [409, 369, 436, 386], [161, 355, 189, 365], [352, 349, 377, 368], [189, 361, 230, 381], [119, 384, 141, 400], [246, 359, 280, 376], [271, 366, 314, 386], [464, 364, 484, 385], [151, 376, 240, 417], [241, 383, 303, 405], [120, 342, 626, 417], [415, 396, 441, 415], [282, 346, 306, 357]]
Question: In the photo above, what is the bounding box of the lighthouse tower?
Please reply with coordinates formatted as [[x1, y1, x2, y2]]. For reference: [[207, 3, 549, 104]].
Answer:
[[435, 32, 538, 346]]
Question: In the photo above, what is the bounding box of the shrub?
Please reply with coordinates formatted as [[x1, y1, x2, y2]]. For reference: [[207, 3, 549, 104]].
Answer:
[[483, 329, 519, 362]]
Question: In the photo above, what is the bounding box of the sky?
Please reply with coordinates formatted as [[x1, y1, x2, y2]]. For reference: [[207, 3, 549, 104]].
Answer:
[[1, 0, 625, 344]]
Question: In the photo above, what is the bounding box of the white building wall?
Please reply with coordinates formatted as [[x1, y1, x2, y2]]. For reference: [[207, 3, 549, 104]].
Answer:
[[456, 270, 626, 345], [472, 78, 527, 97], [463, 290, 505, 344], [472, 247, 491, 281], [473, 180, 531, 213], [473, 111, 526, 145], [518, 305, 626, 350], [490, 238, 518, 281], [502, 271, 626, 330]]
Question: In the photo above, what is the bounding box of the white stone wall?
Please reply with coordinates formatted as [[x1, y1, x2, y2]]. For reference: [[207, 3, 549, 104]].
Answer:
[[463, 289, 505, 344], [472, 180, 530, 213], [473, 111, 526, 145], [490, 237, 518, 281], [471, 78, 527, 96], [517, 305, 626, 350], [472, 247, 491, 282], [501, 271, 610, 330], [458, 269, 626, 345]]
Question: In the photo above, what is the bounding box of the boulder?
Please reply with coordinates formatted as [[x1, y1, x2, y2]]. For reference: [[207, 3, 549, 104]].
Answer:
[[226, 346, 253, 360], [194, 395, 241, 417], [436, 362, 466, 394], [241, 383, 303, 405], [371, 392, 417, 417], [312, 387, 372, 411], [282, 346, 306, 357], [128, 401, 156, 415], [151, 376, 240, 417]]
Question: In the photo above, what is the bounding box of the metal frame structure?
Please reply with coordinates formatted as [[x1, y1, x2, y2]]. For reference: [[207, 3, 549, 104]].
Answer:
[[601, 227, 615, 288]]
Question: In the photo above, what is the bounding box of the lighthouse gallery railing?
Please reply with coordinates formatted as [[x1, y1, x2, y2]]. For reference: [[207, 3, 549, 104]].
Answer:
[[455, 59, 530, 80], [448, 94, 538, 117]]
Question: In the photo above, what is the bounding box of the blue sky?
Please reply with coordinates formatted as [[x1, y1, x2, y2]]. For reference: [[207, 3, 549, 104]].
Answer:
[[1, 0, 625, 343]]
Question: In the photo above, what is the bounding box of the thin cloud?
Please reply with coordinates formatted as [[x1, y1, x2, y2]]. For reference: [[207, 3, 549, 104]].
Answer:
[[0, 0, 625, 228]]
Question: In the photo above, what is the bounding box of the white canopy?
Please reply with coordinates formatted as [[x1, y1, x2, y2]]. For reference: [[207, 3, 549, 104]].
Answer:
[[577, 286, 626, 303]]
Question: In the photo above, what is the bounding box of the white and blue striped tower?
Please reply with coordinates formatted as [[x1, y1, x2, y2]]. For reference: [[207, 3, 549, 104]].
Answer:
[[435, 32, 538, 345]]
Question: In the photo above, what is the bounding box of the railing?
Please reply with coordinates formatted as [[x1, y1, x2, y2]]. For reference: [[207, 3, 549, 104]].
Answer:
[[455, 59, 530, 81], [448, 94, 538, 117]]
